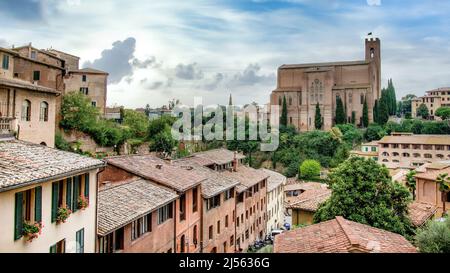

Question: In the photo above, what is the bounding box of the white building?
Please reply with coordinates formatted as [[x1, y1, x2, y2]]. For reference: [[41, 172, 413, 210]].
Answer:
[[0, 139, 104, 253], [262, 169, 286, 233]]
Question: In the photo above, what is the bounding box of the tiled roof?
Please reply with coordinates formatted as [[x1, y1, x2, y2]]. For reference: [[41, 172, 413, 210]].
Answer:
[[280, 60, 369, 69], [262, 169, 286, 192], [284, 181, 327, 192], [378, 134, 450, 145], [408, 201, 437, 227], [69, 68, 109, 75], [192, 148, 245, 165], [0, 77, 60, 94], [274, 216, 417, 253], [220, 165, 269, 193], [0, 140, 104, 192], [172, 161, 239, 198], [350, 150, 378, 156], [285, 188, 331, 212], [97, 178, 178, 236], [105, 155, 205, 192], [414, 166, 450, 180]]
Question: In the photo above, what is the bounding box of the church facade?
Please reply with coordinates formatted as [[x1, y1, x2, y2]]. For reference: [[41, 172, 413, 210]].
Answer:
[[270, 38, 381, 131]]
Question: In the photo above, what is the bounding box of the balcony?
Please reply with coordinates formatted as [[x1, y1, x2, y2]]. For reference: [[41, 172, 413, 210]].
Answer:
[[0, 102, 16, 137]]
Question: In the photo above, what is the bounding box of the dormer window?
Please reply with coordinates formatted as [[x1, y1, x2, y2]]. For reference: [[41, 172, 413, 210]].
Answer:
[[31, 51, 37, 59]]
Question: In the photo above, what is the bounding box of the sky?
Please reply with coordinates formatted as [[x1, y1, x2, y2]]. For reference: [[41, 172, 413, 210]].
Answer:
[[0, 0, 449, 108]]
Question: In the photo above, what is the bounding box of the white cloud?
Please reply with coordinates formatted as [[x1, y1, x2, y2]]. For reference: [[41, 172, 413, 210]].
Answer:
[[367, 0, 381, 6]]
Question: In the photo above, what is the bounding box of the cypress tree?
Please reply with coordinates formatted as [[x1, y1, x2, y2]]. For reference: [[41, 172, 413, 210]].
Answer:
[[362, 97, 369, 128], [351, 111, 356, 125], [315, 102, 323, 129], [378, 91, 389, 125], [280, 96, 288, 126], [373, 99, 379, 124], [335, 96, 345, 125]]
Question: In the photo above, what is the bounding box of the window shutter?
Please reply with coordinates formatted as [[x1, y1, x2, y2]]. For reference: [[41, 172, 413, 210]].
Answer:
[[50, 244, 56, 253], [34, 186, 42, 223], [73, 176, 80, 212], [84, 173, 90, 199], [66, 178, 72, 210], [51, 182, 59, 223], [14, 192, 24, 240]]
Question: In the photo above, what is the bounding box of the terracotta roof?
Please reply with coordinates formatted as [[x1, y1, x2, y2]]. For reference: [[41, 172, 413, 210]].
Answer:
[[262, 169, 286, 192], [105, 155, 205, 192], [284, 181, 327, 192], [69, 67, 109, 75], [285, 188, 331, 211], [220, 165, 269, 193], [172, 161, 239, 198], [274, 216, 417, 253], [0, 140, 104, 192], [0, 47, 19, 56], [97, 178, 178, 236], [192, 148, 245, 165], [0, 77, 60, 94], [350, 150, 378, 157], [378, 135, 450, 145], [414, 166, 450, 180], [408, 201, 437, 227], [280, 60, 369, 69]]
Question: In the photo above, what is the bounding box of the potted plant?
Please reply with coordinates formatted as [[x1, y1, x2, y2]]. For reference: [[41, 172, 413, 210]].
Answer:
[[78, 195, 89, 210], [23, 221, 43, 242], [56, 205, 72, 223]]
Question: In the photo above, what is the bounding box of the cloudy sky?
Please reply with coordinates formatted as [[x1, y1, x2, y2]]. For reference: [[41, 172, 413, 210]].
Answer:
[[0, 0, 449, 108]]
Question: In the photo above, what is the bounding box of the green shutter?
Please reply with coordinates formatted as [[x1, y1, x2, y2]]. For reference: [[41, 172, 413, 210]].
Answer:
[[34, 186, 42, 223], [50, 244, 56, 253], [51, 182, 59, 223], [73, 176, 80, 212], [84, 174, 90, 199], [66, 178, 72, 210], [14, 192, 24, 240]]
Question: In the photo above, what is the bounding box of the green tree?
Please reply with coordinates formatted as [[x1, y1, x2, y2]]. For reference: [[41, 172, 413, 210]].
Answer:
[[364, 123, 386, 141], [362, 98, 369, 128], [144, 104, 151, 117], [314, 157, 413, 235], [314, 102, 323, 130], [60, 91, 99, 131], [416, 103, 429, 119], [148, 115, 176, 138], [150, 125, 177, 157], [335, 96, 345, 125], [122, 109, 149, 139], [351, 111, 356, 125], [437, 173, 450, 217], [280, 96, 288, 127], [435, 106, 450, 120], [401, 94, 417, 116], [415, 217, 450, 253], [405, 170, 417, 199], [299, 159, 321, 180], [373, 99, 379, 124], [378, 89, 390, 125]]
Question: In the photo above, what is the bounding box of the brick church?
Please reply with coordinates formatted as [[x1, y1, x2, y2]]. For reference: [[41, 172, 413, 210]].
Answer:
[[270, 38, 381, 131]]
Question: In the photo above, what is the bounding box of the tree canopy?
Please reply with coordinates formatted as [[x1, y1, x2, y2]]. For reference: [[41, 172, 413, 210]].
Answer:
[[415, 217, 450, 253], [299, 159, 321, 180], [416, 103, 429, 119], [435, 106, 450, 120], [335, 96, 345, 125]]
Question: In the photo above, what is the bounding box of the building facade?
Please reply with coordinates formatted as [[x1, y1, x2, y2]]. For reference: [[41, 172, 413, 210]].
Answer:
[[0, 139, 104, 253], [412, 87, 450, 120], [350, 141, 379, 161], [270, 38, 381, 131], [262, 169, 286, 233]]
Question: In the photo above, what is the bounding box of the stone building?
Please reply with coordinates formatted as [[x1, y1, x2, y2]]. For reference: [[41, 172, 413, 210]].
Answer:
[[262, 169, 286, 234], [0, 139, 104, 253], [270, 38, 381, 131], [0, 46, 64, 147], [412, 87, 450, 120]]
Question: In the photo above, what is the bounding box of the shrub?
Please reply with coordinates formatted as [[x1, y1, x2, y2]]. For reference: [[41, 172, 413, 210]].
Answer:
[[299, 160, 321, 180], [415, 217, 450, 253]]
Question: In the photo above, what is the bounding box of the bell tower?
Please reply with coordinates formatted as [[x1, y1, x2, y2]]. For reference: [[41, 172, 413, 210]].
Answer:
[[365, 37, 380, 62], [365, 37, 381, 119]]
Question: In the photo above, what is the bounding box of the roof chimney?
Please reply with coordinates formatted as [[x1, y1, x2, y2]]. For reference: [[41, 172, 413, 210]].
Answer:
[[232, 151, 238, 172]]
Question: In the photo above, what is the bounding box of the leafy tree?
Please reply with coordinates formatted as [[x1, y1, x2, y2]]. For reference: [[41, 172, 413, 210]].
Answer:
[[122, 109, 149, 139], [60, 91, 99, 131], [55, 132, 71, 151], [435, 106, 450, 120], [150, 125, 177, 157], [362, 98, 369, 127], [280, 96, 288, 127], [405, 170, 417, 199], [299, 159, 321, 180], [415, 217, 450, 253], [335, 96, 345, 125], [437, 173, 450, 217], [314, 102, 323, 130], [148, 115, 176, 138], [416, 103, 429, 119], [364, 123, 386, 141], [144, 104, 151, 117], [314, 157, 413, 235], [378, 89, 390, 125], [401, 94, 417, 116], [336, 124, 363, 147]]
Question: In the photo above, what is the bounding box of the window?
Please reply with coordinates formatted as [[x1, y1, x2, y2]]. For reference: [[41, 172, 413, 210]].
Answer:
[[2, 54, 9, 70], [217, 220, 221, 234], [245, 230, 249, 239], [82, 75, 87, 82], [39, 101, 49, 122], [209, 225, 213, 240], [230, 236, 234, 246], [132, 213, 152, 241], [91, 101, 97, 107], [31, 51, 37, 59], [361, 94, 364, 104], [413, 153, 421, 158], [237, 193, 244, 203], [50, 239, 65, 253], [158, 203, 173, 224], [223, 241, 227, 252], [180, 235, 186, 253], [80, 87, 89, 95], [206, 195, 221, 210], [402, 153, 410, 157], [14, 186, 42, 240], [76, 229, 84, 253], [289, 97, 292, 105], [225, 215, 229, 228], [424, 154, 432, 159], [193, 187, 198, 212], [33, 71, 40, 81], [193, 225, 198, 245], [179, 193, 186, 221], [21, 99, 31, 121], [224, 189, 234, 201]]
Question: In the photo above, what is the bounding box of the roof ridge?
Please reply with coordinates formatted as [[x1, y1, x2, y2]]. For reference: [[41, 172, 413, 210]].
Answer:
[[289, 190, 330, 206], [335, 216, 363, 251]]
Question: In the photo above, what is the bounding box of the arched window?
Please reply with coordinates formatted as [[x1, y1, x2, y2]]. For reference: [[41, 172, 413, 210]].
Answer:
[[310, 79, 323, 103], [382, 159, 389, 162], [382, 152, 389, 157], [40, 101, 49, 122], [21, 99, 31, 121], [424, 154, 432, 159], [393, 152, 399, 157], [193, 225, 198, 246], [413, 153, 421, 158], [393, 160, 399, 163], [436, 154, 444, 159], [402, 153, 410, 157], [40, 142, 47, 146]]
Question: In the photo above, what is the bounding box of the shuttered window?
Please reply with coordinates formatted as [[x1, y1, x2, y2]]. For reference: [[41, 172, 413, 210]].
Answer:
[[51, 182, 59, 223], [34, 186, 42, 223], [14, 192, 24, 240], [73, 176, 80, 212], [84, 174, 89, 199], [76, 229, 85, 253]]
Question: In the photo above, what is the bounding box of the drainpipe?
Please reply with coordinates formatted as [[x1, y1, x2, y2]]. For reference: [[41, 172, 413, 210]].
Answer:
[[95, 166, 105, 253], [173, 200, 177, 253], [200, 196, 204, 253]]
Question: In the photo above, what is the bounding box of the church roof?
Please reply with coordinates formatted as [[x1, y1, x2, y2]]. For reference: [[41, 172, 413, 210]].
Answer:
[[280, 60, 370, 69]]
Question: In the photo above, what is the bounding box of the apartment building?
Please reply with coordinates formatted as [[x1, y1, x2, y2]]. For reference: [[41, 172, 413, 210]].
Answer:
[[378, 133, 450, 168], [0, 139, 104, 253], [350, 141, 379, 161], [0, 46, 63, 147], [412, 87, 450, 120], [99, 155, 204, 253], [262, 169, 286, 233]]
